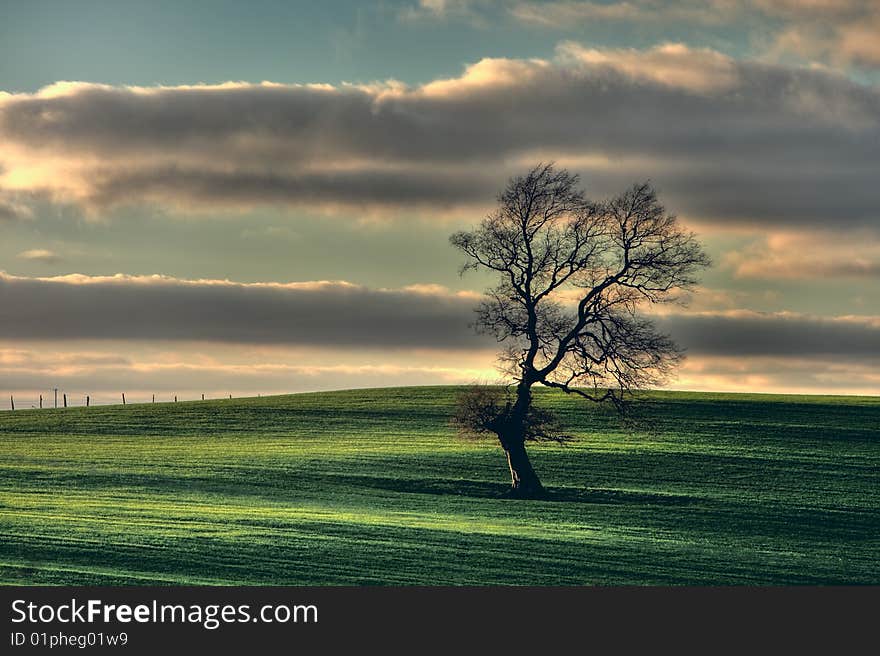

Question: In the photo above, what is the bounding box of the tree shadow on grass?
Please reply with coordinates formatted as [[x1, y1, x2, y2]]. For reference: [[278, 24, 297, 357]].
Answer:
[[6, 467, 698, 507], [349, 475, 699, 506]]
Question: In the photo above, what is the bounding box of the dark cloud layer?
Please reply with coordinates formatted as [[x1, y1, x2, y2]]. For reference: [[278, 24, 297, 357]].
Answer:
[[1, 273, 878, 361], [657, 313, 880, 359], [86, 165, 497, 210], [1, 44, 878, 225], [0, 274, 488, 349]]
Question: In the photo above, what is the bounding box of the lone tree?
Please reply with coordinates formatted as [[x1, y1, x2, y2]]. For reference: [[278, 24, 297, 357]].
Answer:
[[450, 164, 710, 498]]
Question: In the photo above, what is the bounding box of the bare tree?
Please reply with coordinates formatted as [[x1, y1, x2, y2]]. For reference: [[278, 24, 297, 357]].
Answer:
[[450, 164, 710, 498]]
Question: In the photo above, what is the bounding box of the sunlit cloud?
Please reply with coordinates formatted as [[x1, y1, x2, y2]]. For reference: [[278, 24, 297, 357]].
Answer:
[[511, 1, 880, 70], [1, 44, 877, 228], [724, 231, 880, 279], [675, 355, 880, 396], [16, 248, 61, 263], [764, 5, 880, 69], [0, 344, 500, 406], [2, 340, 877, 405], [555, 41, 740, 92]]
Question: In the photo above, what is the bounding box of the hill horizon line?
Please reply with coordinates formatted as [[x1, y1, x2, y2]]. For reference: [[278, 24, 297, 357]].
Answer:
[[2, 384, 879, 414]]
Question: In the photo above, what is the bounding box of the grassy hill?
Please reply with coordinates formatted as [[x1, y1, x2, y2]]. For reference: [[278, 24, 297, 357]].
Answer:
[[0, 387, 877, 585]]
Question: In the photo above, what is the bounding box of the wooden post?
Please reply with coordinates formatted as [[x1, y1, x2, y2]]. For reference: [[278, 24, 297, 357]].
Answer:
[[229, 394, 232, 399], [54, 388, 58, 408], [152, 394, 155, 403], [63, 393, 67, 408], [10, 395, 13, 411], [122, 393, 126, 405], [202, 394, 205, 401], [86, 395, 90, 407], [39, 394, 42, 409], [174, 395, 178, 403]]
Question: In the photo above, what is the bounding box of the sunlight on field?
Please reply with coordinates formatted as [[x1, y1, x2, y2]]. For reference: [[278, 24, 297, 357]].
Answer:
[[1, 387, 878, 585]]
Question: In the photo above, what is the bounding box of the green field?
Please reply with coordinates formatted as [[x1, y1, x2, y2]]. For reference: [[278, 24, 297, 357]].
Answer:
[[0, 387, 877, 585]]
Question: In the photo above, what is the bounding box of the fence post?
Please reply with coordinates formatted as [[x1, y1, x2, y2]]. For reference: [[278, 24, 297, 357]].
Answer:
[[39, 394, 42, 409], [54, 388, 58, 409], [174, 395, 178, 403], [10, 395, 13, 411], [63, 393, 67, 408], [86, 395, 90, 407], [152, 394, 155, 403], [122, 393, 126, 405], [202, 394, 205, 401]]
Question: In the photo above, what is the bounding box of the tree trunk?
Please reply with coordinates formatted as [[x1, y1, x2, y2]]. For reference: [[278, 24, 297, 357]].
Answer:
[[502, 438, 544, 498], [494, 380, 544, 498]]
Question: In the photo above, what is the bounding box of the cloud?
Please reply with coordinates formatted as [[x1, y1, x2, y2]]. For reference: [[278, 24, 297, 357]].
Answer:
[[399, 0, 498, 22], [1, 44, 878, 229], [761, 2, 880, 69], [555, 41, 740, 91], [724, 231, 880, 279], [17, 248, 62, 263], [0, 202, 24, 221], [0, 188, 35, 222], [511, 1, 880, 70], [0, 272, 489, 349], [836, 16, 880, 66], [81, 163, 497, 214], [1, 272, 878, 398], [511, 0, 873, 26], [1, 273, 878, 366], [511, 1, 736, 27], [675, 355, 880, 395], [2, 343, 878, 402], [656, 310, 880, 359], [657, 285, 782, 312]]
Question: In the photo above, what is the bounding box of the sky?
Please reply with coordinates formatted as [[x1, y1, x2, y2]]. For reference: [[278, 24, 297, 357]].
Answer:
[[1, 0, 879, 405]]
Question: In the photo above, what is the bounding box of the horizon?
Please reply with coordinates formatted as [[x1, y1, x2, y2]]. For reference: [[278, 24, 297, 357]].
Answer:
[[2, 1, 879, 399], [3, 383, 879, 414]]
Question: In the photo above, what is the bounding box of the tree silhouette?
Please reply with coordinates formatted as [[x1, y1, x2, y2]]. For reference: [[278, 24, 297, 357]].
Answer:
[[450, 164, 710, 498]]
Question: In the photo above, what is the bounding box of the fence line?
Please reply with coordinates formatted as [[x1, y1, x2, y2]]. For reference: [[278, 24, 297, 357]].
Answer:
[[3, 391, 240, 411]]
